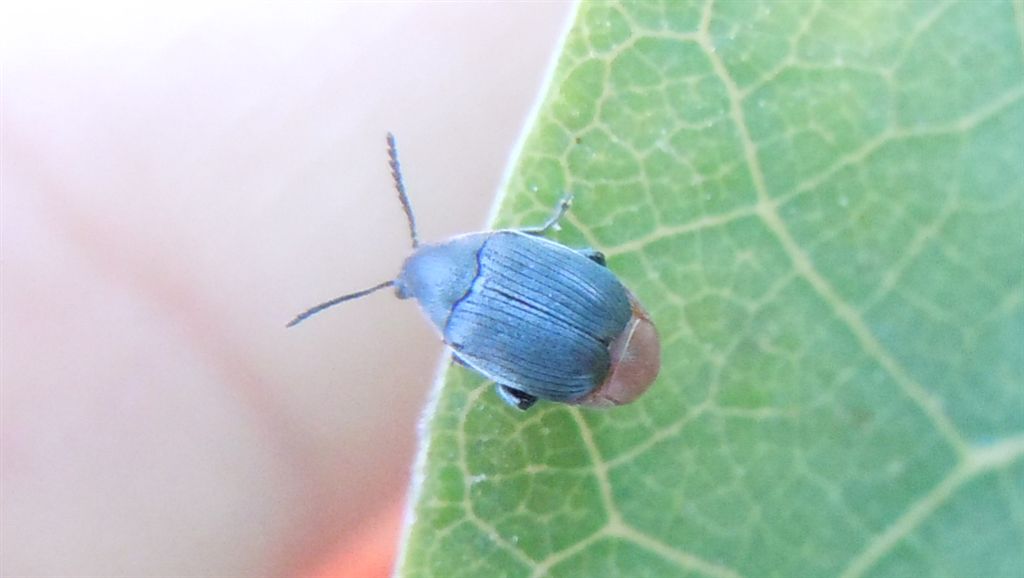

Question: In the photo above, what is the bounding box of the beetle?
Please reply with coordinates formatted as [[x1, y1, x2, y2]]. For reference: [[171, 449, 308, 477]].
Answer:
[[287, 133, 660, 410]]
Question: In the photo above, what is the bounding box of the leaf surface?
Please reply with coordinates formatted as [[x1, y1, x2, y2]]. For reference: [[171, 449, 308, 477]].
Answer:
[[398, 2, 1024, 576]]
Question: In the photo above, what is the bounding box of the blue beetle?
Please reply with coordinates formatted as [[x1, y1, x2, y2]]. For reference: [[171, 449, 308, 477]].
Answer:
[[288, 134, 660, 410]]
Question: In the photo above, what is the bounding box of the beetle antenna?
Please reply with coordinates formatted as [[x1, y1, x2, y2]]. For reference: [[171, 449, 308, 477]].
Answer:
[[286, 280, 395, 327], [386, 132, 419, 248]]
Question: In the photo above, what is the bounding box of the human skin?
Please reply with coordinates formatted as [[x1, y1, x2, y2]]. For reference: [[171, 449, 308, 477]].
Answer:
[[2, 4, 572, 576]]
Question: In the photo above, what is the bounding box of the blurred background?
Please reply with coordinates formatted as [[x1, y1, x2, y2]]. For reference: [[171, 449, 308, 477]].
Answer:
[[2, 3, 573, 577]]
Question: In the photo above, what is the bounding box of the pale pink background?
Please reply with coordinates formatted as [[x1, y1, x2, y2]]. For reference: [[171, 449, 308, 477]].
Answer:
[[2, 3, 573, 576]]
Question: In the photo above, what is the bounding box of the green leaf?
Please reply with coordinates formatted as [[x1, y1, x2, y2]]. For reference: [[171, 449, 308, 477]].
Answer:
[[397, 1, 1024, 576]]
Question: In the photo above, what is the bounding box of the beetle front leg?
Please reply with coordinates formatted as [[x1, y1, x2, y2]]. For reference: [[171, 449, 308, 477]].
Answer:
[[521, 194, 573, 236], [496, 384, 538, 411]]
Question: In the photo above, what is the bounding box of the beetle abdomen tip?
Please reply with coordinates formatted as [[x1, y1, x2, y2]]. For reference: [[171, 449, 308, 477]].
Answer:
[[575, 293, 660, 407]]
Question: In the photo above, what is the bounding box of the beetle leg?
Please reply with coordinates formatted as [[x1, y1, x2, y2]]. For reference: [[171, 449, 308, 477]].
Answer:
[[521, 194, 573, 236], [496, 385, 538, 411], [450, 352, 469, 367], [577, 249, 606, 266]]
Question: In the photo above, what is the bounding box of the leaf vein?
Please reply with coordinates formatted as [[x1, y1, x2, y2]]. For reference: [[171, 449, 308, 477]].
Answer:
[[838, 435, 1024, 578], [696, 22, 972, 458]]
